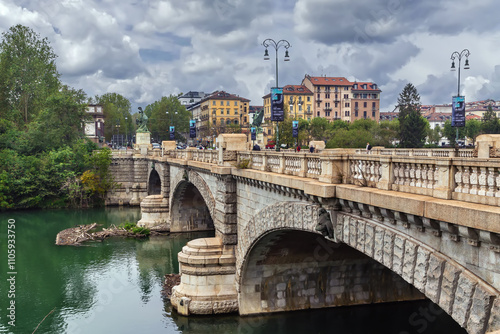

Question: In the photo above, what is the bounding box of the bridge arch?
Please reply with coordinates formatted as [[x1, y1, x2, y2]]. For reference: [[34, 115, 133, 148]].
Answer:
[[237, 202, 499, 333], [147, 168, 161, 195], [169, 170, 215, 233]]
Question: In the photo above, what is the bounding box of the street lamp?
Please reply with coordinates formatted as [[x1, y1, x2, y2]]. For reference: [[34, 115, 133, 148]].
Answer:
[[115, 120, 120, 148], [166, 110, 178, 141], [450, 49, 470, 146], [125, 116, 128, 149], [263, 38, 291, 151]]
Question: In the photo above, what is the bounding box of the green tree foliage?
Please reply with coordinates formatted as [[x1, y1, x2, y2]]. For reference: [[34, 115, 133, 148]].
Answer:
[[443, 120, 466, 147], [0, 25, 114, 210], [397, 83, 428, 148], [95, 93, 132, 141], [481, 106, 500, 134], [465, 119, 481, 145], [147, 95, 190, 142], [310, 117, 333, 142], [0, 24, 60, 125], [427, 124, 442, 146]]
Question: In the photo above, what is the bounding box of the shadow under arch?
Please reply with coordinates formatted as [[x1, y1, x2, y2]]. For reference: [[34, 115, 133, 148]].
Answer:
[[169, 180, 214, 233], [148, 169, 161, 195], [238, 228, 424, 316]]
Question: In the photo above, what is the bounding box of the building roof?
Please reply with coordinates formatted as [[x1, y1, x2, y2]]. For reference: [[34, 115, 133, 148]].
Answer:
[[283, 85, 313, 94], [304, 74, 353, 86], [466, 114, 482, 120], [249, 105, 263, 114], [179, 91, 205, 99], [202, 90, 250, 103], [425, 112, 451, 122], [352, 82, 381, 92]]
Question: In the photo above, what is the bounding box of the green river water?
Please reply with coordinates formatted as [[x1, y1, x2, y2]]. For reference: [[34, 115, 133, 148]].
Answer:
[[0, 207, 466, 334]]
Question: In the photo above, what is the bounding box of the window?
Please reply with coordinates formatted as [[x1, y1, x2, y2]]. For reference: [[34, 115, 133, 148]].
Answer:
[[227, 109, 230, 115], [317, 111, 320, 117], [326, 111, 330, 117], [212, 101, 216, 106], [355, 102, 358, 107], [344, 94, 348, 99], [344, 87, 349, 91], [214, 119, 217, 125], [244, 116, 247, 122], [335, 111, 338, 118], [234, 101, 238, 106], [307, 105, 311, 112], [299, 104, 302, 111], [220, 109, 224, 115], [372, 111, 376, 117], [372, 102, 376, 108], [325, 93, 330, 99], [335, 102, 338, 108], [234, 119, 238, 124], [226, 101, 230, 106], [220, 101, 223, 106], [345, 110, 349, 116], [345, 102, 350, 107], [363, 102, 367, 108], [355, 111, 358, 117], [234, 109, 238, 115], [317, 93, 321, 99], [307, 96, 311, 102]]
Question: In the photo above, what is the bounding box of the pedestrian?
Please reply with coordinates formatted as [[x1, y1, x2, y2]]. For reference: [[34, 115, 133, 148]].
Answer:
[[366, 142, 372, 154], [309, 145, 314, 153], [296, 145, 301, 152], [253, 144, 261, 151]]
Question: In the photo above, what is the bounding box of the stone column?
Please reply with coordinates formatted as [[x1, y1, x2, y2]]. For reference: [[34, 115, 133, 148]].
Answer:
[[214, 174, 238, 245], [377, 156, 393, 190]]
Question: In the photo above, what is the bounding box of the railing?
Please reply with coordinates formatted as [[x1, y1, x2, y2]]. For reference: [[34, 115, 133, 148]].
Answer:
[[135, 146, 499, 207]]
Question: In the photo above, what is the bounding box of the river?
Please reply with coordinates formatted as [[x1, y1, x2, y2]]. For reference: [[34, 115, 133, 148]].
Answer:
[[0, 207, 466, 334]]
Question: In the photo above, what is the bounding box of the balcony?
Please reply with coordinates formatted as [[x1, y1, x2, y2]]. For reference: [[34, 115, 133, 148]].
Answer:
[[324, 107, 332, 112]]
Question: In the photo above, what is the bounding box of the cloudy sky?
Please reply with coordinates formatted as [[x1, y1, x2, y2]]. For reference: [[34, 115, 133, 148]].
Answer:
[[1, 0, 499, 112]]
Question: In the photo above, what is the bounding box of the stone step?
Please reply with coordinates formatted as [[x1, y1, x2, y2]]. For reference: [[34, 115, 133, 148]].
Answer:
[[178, 252, 236, 266]]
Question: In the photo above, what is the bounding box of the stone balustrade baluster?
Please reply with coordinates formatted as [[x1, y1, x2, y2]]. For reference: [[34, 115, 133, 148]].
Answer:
[[469, 166, 479, 195], [415, 164, 422, 188], [487, 167, 496, 197], [462, 166, 471, 194], [478, 167, 488, 196], [454, 165, 463, 193]]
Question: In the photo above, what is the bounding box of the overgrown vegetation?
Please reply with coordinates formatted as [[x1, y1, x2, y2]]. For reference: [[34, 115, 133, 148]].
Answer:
[[119, 222, 151, 236], [0, 25, 115, 210], [235, 158, 251, 169]]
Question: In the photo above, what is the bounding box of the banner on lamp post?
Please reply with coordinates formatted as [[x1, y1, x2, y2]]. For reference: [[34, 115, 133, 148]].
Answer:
[[250, 127, 256, 141], [271, 87, 284, 122], [189, 120, 196, 138], [169, 126, 175, 140], [452, 96, 465, 127], [292, 120, 299, 138]]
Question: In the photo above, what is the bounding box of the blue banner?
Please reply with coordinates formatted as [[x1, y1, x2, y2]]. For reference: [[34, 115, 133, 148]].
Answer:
[[251, 127, 256, 141], [189, 120, 196, 138], [452, 96, 465, 127], [292, 120, 299, 138], [271, 87, 284, 122], [169, 126, 175, 140]]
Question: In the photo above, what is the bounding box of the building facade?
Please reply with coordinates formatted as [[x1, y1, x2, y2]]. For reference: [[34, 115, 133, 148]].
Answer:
[[197, 91, 250, 146], [84, 104, 105, 143], [351, 82, 382, 121], [178, 91, 206, 107]]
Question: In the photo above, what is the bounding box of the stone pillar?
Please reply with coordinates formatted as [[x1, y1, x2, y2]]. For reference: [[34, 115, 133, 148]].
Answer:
[[171, 237, 238, 315], [214, 174, 238, 245], [433, 159, 453, 199], [377, 156, 393, 190]]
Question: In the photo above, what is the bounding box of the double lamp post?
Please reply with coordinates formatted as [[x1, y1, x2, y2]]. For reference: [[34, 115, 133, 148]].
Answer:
[[262, 38, 290, 151], [450, 49, 470, 146]]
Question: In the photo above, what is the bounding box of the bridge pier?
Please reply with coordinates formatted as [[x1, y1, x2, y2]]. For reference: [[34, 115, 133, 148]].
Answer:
[[171, 237, 238, 315]]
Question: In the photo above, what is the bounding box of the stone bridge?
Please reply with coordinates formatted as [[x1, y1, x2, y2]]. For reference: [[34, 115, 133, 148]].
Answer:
[[107, 135, 500, 334]]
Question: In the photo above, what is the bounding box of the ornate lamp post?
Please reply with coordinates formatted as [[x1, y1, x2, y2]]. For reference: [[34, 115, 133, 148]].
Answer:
[[450, 49, 470, 145], [263, 38, 290, 151]]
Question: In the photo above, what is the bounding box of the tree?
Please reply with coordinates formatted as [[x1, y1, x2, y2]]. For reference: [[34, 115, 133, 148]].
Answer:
[[147, 95, 189, 142], [427, 124, 442, 146], [397, 83, 427, 148], [0, 25, 60, 125], [465, 119, 481, 145], [95, 93, 132, 142], [309, 117, 333, 142], [481, 106, 500, 134], [443, 120, 466, 147]]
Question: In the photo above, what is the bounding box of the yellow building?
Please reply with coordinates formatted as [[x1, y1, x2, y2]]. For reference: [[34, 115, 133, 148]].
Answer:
[[262, 85, 313, 142], [198, 91, 250, 145]]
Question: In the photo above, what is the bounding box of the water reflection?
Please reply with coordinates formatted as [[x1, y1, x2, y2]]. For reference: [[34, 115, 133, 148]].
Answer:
[[0, 208, 466, 334]]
